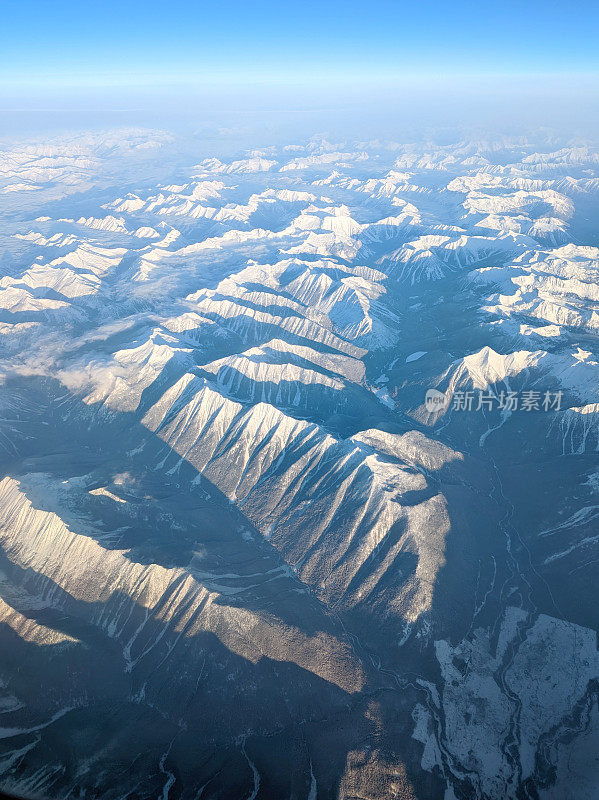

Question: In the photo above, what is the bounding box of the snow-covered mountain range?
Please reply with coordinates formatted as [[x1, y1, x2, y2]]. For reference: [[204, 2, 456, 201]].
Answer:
[[0, 129, 598, 800]]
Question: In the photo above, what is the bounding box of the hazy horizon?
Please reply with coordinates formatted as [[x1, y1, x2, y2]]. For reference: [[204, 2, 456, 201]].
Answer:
[[2, 0, 598, 138]]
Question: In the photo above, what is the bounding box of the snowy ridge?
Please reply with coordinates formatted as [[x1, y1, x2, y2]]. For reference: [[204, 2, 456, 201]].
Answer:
[[143, 374, 449, 620], [0, 473, 363, 693], [472, 243, 599, 332]]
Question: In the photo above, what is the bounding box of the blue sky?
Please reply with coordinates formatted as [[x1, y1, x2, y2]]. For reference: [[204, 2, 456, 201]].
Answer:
[[1, 0, 598, 88]]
